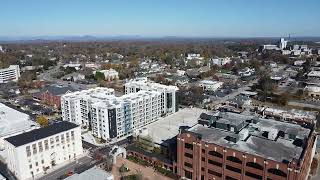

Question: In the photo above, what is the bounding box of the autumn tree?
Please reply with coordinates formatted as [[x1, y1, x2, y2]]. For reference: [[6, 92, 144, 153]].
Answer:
[[36, 116, 49, 127]]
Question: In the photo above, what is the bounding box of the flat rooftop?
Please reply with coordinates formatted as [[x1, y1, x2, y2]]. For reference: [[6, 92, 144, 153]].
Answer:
[[0, 103, 37, 138], [65, 166, 113, 180], [142, 108, 207, 146], [5, 121, 79, 147], [262, 107, 317, 121], [188, 112, 311, 163]]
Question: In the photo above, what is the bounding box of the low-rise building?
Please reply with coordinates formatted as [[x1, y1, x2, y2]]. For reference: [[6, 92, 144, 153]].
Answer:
[[61, 72, 86, 82], [186, 53, 204, 60], [260, 107, 318, 125], [238, 67, 255, 77], [0, 65, 20, 83], [4, 121, 83, 180], [308, 71, 320, 79], [305, 85, 320, 98], [199, 80, 223, 91], [33, 84, 77, 109], [210, 57, 231, 66], [93, 69, 119, 81]]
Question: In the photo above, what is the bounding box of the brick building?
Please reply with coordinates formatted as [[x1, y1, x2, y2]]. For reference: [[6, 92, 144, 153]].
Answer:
[[34, 84, 76, 110], [176, 112, 316, 180]]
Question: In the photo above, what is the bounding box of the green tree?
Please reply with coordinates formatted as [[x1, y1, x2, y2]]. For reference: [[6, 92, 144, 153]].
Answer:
[[95, 71, 105, 81]]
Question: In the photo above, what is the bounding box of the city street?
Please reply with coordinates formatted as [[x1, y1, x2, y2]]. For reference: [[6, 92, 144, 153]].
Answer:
[[37, 156, 93, 180]]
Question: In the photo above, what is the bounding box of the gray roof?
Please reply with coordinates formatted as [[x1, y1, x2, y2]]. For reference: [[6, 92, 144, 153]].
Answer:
[[41, 84, 78, 96], [188, 112, 311, 163], [65, 166, 113, 180]]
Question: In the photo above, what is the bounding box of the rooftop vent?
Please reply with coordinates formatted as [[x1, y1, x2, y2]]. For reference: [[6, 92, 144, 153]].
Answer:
[[225, 135, 238, 143]]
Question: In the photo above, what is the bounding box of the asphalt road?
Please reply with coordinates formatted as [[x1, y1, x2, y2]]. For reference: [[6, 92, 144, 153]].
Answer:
[[37, 156, 93, 180], [37, 65, 93, 91], [209, 79, 258, 107]]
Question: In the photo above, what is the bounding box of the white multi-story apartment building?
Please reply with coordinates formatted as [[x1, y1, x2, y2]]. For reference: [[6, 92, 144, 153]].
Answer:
[[61, 80, 178, 142], [90, 90, 162, 140], [61, 88, 115, 127], [4, 121, 82, 180], [0, 65, 20, 83], [124, 77, 179, 115], [61, 87, 162, 141]]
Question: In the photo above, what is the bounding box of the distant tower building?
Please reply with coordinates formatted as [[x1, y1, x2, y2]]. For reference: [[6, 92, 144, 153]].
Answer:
[[0, 46, 3, 52], [279, 38, 287, 49]]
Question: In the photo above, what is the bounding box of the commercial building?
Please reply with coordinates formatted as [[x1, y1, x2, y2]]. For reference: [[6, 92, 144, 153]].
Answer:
[[176, 111, 316, 180], [124, 77, 179, 114], [3, 121, 82, 180], [0, 103, 38, 150], [259, 107, 318, 126], [93, 69, 119, 81], [199, 80, 223, 91], [0, 65, 20, 83]]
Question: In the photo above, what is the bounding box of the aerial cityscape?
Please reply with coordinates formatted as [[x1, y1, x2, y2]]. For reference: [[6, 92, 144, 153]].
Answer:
[[0, 1, 320, 180]]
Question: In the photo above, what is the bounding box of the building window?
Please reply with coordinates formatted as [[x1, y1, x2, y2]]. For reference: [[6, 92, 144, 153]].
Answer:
[[26, 146, 31, 157], [226, 165, 241, 173], [29, 164, 32, 169], [185, 143, 193, 150], [61, 134, 65, 143], [185, 170, 192, 179], [55, 136, 59, 143], [184, 162, 193, 168], [202, 149, 205, 153], [184, 152, 193, 159], [208, 151, 223, 158], [208, 159, 222, 167], [225, 176, 238, 180], [66, 132, 70, 142], [246, 162, 263, 170], [202, 157, 205, 162], [44, 140, 49, 150], [38, 142, 43, 152], [267, 168, 287, 178], [71, 131, 75, 140], [50, 138, 54, 145], [208, 169, 222, 177], [245, 171, 263, 180], [226, 156, 242, 164], [32, 144, 37, 155]]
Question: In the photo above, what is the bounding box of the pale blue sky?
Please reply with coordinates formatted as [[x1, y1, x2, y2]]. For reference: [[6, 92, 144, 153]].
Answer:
[[0, 0, 319, 37]]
